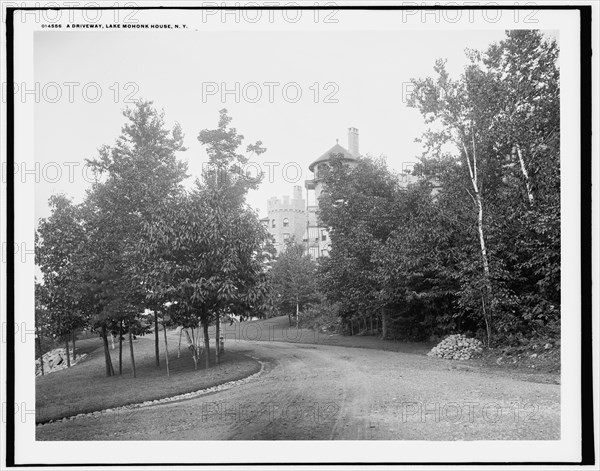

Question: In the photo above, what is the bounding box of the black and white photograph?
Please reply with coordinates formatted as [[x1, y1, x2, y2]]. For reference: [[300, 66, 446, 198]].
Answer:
[[1, 1, 596, 468]]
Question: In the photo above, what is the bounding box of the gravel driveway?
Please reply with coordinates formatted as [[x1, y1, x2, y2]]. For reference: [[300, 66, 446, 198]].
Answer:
[[36, 339, 560, 440]]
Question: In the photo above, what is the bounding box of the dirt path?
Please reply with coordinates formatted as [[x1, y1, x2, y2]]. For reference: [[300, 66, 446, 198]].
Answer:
[[36, 340, 560, 440]]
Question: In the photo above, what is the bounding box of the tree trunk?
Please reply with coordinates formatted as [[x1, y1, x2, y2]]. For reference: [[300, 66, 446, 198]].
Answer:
[[381, 308, 388, 340], [101, 325, 114, 377], [128, 329, 136, 378], [178, 328, 183, 358], [288, 311, 292, 327], [463, 136, 493, 346], [196, 324, 202, 361], [154, 310, 160, 367], [190, 327, 197, 370], [296, 299, 299, 328], [71, 330, 77, 360], [37, 334, 44, 376], [350, 319, 354, 336], [65, 337, 71, 368], [163, 322, 170, 378], [476, 195, 493, 347], [118, 320, 123, 375], [515, 143, 534, 206], [476, 197, 490, 278], [203, 319, 211, 369], [370, 316, 374, 335], [111, 332, 115, 350], [482, 295, 492, 348], [215, 312, 221, 365], [220, 317, 225, 353]]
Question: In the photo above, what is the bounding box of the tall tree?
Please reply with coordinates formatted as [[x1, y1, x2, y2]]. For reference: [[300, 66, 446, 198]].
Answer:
[[408, 30, 560, 345], [318, 155, 404, 337], [83, 100, 188, 373], [36, 194, 87, 364], [409, 57, 497, 344], [141, 109, 270, 369], [270, 242, 318, 326], [479, 30, 559, 207]]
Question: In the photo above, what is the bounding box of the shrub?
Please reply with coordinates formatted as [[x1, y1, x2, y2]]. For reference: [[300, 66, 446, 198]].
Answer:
[[299, 302, 342, 333]]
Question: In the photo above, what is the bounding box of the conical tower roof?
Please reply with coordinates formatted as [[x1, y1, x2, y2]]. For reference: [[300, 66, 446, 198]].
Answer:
[[308, 142, 358, 172]]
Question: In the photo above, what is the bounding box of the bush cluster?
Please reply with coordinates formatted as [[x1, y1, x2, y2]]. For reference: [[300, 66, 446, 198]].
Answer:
[[299, 302, 342, 333], [427, 334, 484, 360]]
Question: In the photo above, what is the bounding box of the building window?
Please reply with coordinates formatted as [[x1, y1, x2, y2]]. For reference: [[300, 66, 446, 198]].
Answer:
[[321, 229, 327, 241], [283, 218, 289, 228], [283, 233, 290, 242], [309, 247, 319, 259], [271, 219, 276, 228]]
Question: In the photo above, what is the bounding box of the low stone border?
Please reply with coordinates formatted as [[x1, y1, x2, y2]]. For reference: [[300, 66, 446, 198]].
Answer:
[[37, 356, 267, 427]]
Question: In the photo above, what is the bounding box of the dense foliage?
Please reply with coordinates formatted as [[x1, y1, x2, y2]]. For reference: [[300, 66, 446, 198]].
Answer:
[[269, 242, 319, 326], [36, 104, 271, 376], [316, 31, 560, 346]]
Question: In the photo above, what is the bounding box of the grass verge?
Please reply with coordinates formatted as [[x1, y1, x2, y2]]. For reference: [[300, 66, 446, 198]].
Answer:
[[217, 315, 433, 355], [36, 331, 260, 423]]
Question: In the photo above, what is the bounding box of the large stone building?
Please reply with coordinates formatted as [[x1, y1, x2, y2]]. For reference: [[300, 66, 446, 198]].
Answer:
[[263, 127, 421, 260], [261, 185, 306, 253], [263, 127, 432, 260], [262, 128, 362, 259]]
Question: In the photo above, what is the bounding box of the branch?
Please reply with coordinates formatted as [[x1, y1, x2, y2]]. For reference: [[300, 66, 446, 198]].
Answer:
[[465, 188, 477, 207]]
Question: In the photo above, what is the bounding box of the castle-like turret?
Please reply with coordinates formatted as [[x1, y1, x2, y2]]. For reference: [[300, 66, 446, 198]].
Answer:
[[266, 185, 306, 253], [304, 127, 360, 259]]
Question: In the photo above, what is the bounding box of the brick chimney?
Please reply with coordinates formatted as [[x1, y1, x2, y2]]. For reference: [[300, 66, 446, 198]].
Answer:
[[348, 127, 359, 156]]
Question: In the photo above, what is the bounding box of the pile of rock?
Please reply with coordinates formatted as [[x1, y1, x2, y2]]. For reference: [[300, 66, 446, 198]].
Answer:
[[35, 348, 88, 376], [427, 334, 484, 360]]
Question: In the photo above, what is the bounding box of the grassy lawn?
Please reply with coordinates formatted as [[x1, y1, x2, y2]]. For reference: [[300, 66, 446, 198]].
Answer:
[[217, 315, 433, 355], [36, 330, 260, 423]]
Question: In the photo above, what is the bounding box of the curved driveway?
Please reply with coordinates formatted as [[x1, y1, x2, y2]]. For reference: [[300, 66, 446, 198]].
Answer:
[[37, 340, 560, 440]]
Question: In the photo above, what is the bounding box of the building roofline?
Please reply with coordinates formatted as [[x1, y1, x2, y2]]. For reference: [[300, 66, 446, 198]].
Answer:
[[308, 142, 358, 172]]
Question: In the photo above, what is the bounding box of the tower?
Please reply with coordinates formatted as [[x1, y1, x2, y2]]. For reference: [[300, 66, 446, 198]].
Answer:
[[266, 185, 306, 254], [303, 128, 360, 259]]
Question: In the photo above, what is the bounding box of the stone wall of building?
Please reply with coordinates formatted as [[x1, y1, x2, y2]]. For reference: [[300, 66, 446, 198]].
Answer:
[[266, 185, 306, 253]]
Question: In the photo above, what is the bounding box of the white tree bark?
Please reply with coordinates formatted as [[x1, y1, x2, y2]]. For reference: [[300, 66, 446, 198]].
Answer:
[[462, 133, 492, 345], [515, 143, 534, 206]]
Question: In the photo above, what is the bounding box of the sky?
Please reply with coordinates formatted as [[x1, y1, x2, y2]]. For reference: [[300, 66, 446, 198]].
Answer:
[[34, 25, 517, 222]]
